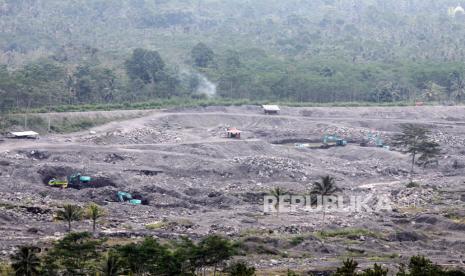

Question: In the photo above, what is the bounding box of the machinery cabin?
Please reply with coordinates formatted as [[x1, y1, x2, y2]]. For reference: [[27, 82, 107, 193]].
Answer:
[[323, 135, 347, 148]]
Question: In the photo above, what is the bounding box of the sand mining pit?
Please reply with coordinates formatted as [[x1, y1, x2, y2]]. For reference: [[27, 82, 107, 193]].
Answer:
[[0, 105, 464, 270]]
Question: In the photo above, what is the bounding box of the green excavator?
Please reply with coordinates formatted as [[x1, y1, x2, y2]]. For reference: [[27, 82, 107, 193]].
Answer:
[[117, 191, 142, 205], [48, 173, 92, 189], [323, 135, 347, 148], [68, 173, 92, 186], [360, 132, 389, 149]]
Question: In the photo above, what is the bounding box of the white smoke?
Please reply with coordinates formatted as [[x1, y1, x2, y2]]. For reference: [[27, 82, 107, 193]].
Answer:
[[195, 73, 216, 97], [179, 69, 217, 98]]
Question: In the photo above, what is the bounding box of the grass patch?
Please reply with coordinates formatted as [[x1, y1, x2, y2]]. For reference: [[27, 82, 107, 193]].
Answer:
[[444, 213, 465, 224], [239, 228, 273, 237], [0, 202, 18, 210], [406, 181, 421, 188], [8, 97, 432, 115], [146, 219, 194, 231], [398, 206, 426, 214], [49, 117, 110, 133], [1, 112, 141, 134], [315, 228, 382, 240], [0, 262, 13, 275], [145, 221, 168, 230], [367, 253, 400, 262], [289, 236, 305, 246]]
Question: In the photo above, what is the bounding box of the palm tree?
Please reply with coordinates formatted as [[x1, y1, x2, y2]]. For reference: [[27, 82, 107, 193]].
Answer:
[[11, 246, 41, 276], [270, 187, 287, 214], [56, 204, 82, 232], [311, 176, 340, 226], [101, 250, 121, 276], [85, 203, 105, 235]]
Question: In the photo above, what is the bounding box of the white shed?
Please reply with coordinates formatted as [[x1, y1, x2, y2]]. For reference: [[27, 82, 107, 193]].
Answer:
[[8, 131, 39, 139], [262, 105, 280, 115]]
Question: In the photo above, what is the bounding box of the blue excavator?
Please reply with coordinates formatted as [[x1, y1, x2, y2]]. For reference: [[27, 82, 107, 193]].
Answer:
[[117, 191, 142, 205], [323, 135, 347, 148], [360, 132, 386, 148], [48, 173, 92, 189]]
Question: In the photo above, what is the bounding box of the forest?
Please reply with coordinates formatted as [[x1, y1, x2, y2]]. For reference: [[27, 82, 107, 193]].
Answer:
[[1, 0, 465, 112]]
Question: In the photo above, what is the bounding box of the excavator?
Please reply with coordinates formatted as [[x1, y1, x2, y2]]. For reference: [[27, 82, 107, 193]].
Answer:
[[68, 173, 92, 186], [117, 191, 142, 205], [360, 132, 388, 148], [48, 173, 92, 189], [322, 135, 347, 148]]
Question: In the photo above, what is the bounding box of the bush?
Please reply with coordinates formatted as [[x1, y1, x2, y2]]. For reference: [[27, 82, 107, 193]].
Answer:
[[406, 182, 420, 188], [225, 261, 256, 276]]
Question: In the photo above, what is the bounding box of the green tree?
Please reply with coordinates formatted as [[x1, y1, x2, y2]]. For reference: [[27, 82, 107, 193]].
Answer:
[[334, 258, 358, 276], [72, 65, 116, 104], [43, 232, 103, 275], [395, 255, 465, 276], [125, 48, 166, 84], [360, 263, 388, 276], [449, 71, 465, 103], [406, 255, 442, 276], [191, 43, 214, 68], [172, 237, 201, 275], [287, 269, 300, 276], [11, 246, 41, 276], [197, 235, 236, 276], [100, 250, 122, 276], [117, 237, 180, 275], [311, 176, 340, 226], [416, 141, 441, 168], [225, 261, 256, 276], [422, 81, 445, 101], [85, 203, 105, 235], [334, 260, 389, 276], [56, 204, 83, 232], [393, 124, 441, 178]]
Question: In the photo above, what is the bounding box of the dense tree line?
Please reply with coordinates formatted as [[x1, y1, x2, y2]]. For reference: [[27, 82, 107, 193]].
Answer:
[[2, 0, 465, 112], [4, 233, 463, 275], [5, 232, 239, 275], [2, 46, 465, 114]]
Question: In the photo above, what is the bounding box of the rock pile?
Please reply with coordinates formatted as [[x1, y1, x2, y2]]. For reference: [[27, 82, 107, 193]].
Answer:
[[432, 131, 465, 147], [232, 156, 308, 179], [314, 126, 390, 142], [390, 187, 436, 208], [82, 127, 183, 144]]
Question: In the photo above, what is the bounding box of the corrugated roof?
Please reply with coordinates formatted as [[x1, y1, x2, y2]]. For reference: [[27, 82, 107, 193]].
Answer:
[[227, 127, 242, 134], [262, 105, 280, 111], [10, 131, 39, 137]]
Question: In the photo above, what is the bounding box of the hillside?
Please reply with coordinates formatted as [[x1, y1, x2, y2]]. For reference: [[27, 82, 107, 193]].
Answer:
[[1, 0, 465, 114]]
